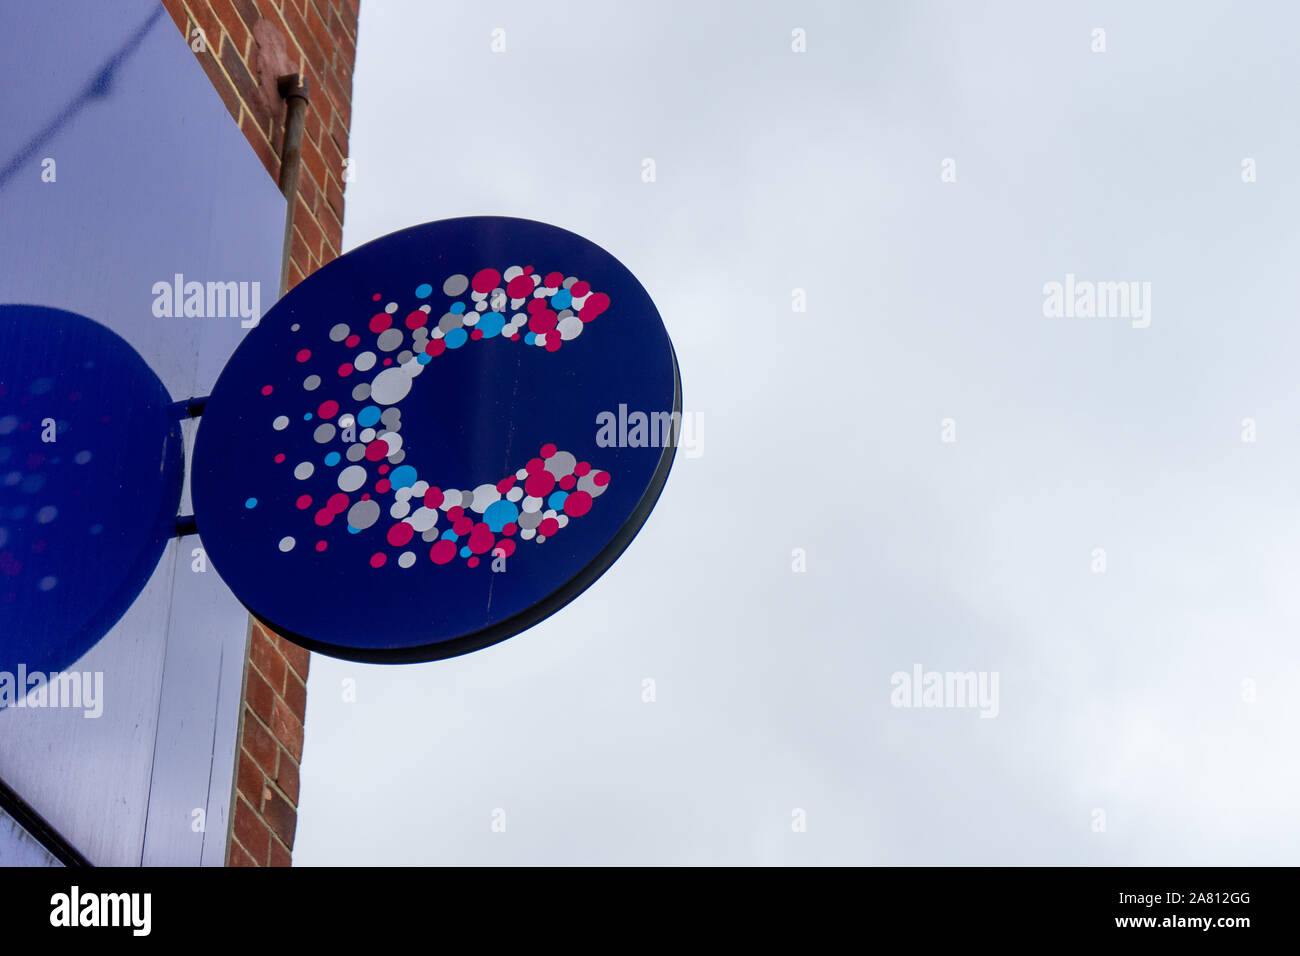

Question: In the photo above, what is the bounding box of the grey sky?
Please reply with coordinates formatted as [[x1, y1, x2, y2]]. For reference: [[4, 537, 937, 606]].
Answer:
[[294, 0, 1300, 864]]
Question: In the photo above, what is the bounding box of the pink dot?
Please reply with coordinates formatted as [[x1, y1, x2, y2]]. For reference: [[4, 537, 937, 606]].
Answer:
[[296, 494, 312, 510], [579, 292, 610, 322], [545, 336, 562, 352], [274, 453, 286, 464], [529, 310, 557, 334], [448, 506, 464, 521], [538, 517, 559, 537], [370, 552, 387, 568], [296, 349, 311, 362], [593, 471, 610, 487], [345, 334, 360, 348], [453, 516, 473, 535], [365, 440, 389, 461], [544, 271, 564, 289], [497, 539, 516, 557], [338, 363, 354, 377], [377, 464, 389, 475], [527, 298, 548, 315], [540, 443, 557, 458], [318, 400, 339, 419], [574, 462, 591, 476], [468, 525, 494, 555], [261, 385, 273, 396], [387, 522, 414, 547], [314, 509, 334, 527], [372, 293, 382, 301], [559, 474, 576, 490], [430, 540, 456, 564], [316, 541, 328, 552], [563, 490, 593, 517], [405, 311, 427, 329], [467, 556, 479, 568], [369, 312, 392, 333], [495, 476, 514, 494], [506, 275, 533, 298], [471, 268, 501, 294], [502, 523, 517, 537], [327, 492, 349, 513], [571, 281, 590, 297], [383, 358, 392, 366], [525, 457, 544, 474], [523, 265, 534, 275], [375, 479, 391, 494], [424, 487, 444, 509], [425, 339, 446, 357], [361, 493, 370, 501], [470, 329, 482, 340], [525, 471, 555, 498]]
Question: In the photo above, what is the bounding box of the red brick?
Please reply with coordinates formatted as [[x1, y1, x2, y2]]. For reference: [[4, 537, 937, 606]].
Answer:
[[160, 0, 188, 36], [228, 839, 259, 867], [228, 0, 260, 32], [293, 207, 324, 261], [288, 260, 305, 290], [220, 33, 272, 135], [242, 712, 279, 777], [188, 3, 224, 62], [268, 839, 292, 867], [270, 697, 305, 762], [239, 108, 280, 180], [232, 795, 272, 864], [282, 667, 308, 716], [237, 748, 265, 800], [279, 635, 311, 681], [275, 748, 301, 803], [262, 786, 297, 849], [217, 0, 252, 58], [244, 666, 274, 723], [249, 626, 287, 692]]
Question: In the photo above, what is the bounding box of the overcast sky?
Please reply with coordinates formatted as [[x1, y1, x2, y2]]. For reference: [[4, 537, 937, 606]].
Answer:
[[294, 0, 1300, 865]]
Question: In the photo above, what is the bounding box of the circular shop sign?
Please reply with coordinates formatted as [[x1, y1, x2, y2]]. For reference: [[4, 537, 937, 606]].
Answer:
[[0, 305, 183, 684], [192, 217, 680, 663]]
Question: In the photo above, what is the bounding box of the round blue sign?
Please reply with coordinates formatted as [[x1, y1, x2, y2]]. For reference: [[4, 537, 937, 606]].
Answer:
[[0, 305, 183, 686], [192, 217, 679, 662]]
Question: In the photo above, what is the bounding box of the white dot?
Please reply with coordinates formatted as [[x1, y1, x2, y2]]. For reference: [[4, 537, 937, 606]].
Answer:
[[279, 536, 296, 552], [294, 461, 314, 480], [338, 465, 367, 492], [385, 301, 399, 314], [398, 551, 416, 568], [273, 416, 290, 430], [370, 367, 412, 405], [354, 351, 377, 372]]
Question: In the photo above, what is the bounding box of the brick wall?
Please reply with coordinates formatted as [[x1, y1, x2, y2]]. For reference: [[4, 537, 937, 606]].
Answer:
[[158, 0, 361, 865]]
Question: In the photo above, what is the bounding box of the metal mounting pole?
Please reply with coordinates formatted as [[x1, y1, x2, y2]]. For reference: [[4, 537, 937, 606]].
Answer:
[[276, 73, 310, 299]]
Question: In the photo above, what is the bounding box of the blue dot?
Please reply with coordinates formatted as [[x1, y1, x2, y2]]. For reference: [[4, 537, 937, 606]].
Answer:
[[415, 283, 433, 298], [390, 464, 418, 488], [484, 499, 520, 532], [477, 312, 505, 339], [524, 332, 536, 345], [441, 529, 458, 542], [358, 405, 382, 427], [460, 546, 472, 558], [348, 525, 360, 534], [445, 327, 468, 349], [303, 412, 313, 421], [551, 289, 572, 310], [325, 452, 341, 466], [417, 353, 431, 365], [245, 497, 258, 509], [450, 302, 466, 315], [548, 491, 568, 511]]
